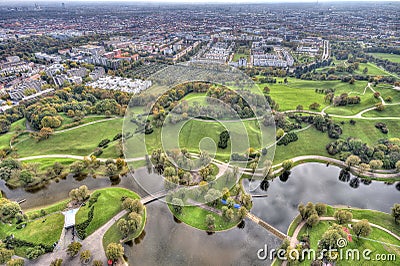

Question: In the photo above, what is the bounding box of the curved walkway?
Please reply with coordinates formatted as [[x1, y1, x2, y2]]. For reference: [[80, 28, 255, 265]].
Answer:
[[31, 192, 166, 265], [289, 216, 400, 249]]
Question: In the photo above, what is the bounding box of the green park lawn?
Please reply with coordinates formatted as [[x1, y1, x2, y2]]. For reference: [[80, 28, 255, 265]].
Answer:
[[354, 62, 393, 76], [285, 206, 400, 266], [368, 53, 400, 64], [0, 203, 65, 257], [338, 119, 400, 146], [21, 158, 77, 171], [102, 208, 147, 249], [13, 118, 123, 157], [259, 77, 369, 113], [272, 126, 332, 164], [124, 118, 273, 161], [75, 187, 141, 238], [168, 203, 240, 232], [362, 105, 400, 118]]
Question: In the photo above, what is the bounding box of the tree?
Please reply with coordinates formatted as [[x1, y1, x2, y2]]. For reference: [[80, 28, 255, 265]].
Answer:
[[80, 250, 91, 264], [105, 163, 118, 176], [106, 243, 124, 261], [315, 203, 327, 216], [218, 130, 230, 149], [345, 155, 361, 168], [352, 219, 371, 239], [37, 127, 53, 140], [206, 214, 215, 231], [67, 242, 82, 257], [117, 218, 130, 238], [282, 160, 293, 171], [26, 246, 45, 260], [306, 213, 320, 228], [396, 161, 400, 172], [319, 223, 347, 250], [128, 212, 142, 232], [122, 198, 144, 214], [0, 201, 22, 222], [69, 185, 90, 202], [392, 204, 400, 224], [19, 170, 34, 184], [7, 258, 24, 266], [369, 159, 383, 171], [309, 102, 321, 110], [70, 161, 85, 174], [375, 103, 385, 111], [359, 163, 370, 174], [50, 259, 63, 266], [334, 210, 353, 224], [52, 162, 64, 175], [0, 247, 14, 264], [363, 67, 368, 74], [92, 260, 103, 266], [298, 203, 306, 220], [171, 198, 184, 214]]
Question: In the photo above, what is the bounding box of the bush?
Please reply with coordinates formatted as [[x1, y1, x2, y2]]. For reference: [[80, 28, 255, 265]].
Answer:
[[98, 139, 110, 148], [75, 206, 95, 239], [218, 130, 230, 149]]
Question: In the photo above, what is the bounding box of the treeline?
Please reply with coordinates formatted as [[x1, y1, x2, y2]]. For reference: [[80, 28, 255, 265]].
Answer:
[[0, 85, 132, 134], [326, 137, 400, 170]]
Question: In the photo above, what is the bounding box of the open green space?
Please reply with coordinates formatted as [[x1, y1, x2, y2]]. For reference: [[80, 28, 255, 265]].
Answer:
[[13, 118, 123, 157], [285, 206, 400, 266], [272, 126, 332, 164], [102, 208, 146, 249], [21, 158, 78, 171], [259, 77, 369, 113], [168, 203, 240, 231], [0, 213, 64, 257], [368, 53, 400, 64], [362, 105, 400, 118], [354, 62, 393, 76], [75, 187, 140, 238]]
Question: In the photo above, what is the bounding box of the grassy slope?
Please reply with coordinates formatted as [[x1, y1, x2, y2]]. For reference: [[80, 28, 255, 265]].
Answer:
[[368, 53, 400, 64], [14, 118, 123, 157], [75, 187, 140, 237], [287, 206, 400, 265]]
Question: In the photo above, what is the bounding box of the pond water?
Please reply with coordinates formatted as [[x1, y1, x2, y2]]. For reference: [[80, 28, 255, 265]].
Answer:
[[245, 163, 400, 232], [1, 163, 398, 265]]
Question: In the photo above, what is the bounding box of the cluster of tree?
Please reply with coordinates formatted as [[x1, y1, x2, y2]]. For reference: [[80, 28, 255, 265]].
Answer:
[[277, 132, 298, 146], [69, 185, 90, 203], [298, 202, 327, 228], [118, 197, 144, 239], [0, 198, 22, 223], [293, 59, 332, 79], [312, 115, 343, 139], [326, 137, 400, 170], [332, 93, 361, 106], [218, 130, 230, 149], [375, 122, 388, 134]]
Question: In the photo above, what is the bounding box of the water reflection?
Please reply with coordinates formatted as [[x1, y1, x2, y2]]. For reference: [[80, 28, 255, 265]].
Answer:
[[247, 163, 399, 232]]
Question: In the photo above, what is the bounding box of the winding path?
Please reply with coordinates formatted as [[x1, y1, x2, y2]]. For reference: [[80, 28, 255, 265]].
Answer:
[[31, 191, 167, 265]]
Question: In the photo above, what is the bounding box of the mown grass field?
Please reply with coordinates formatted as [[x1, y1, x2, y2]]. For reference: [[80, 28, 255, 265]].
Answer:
[[362, 105, 400, 118], [258, 77, 369, 113], [354, 62, 393, 76], [13, 118, 123, 157], [123, 116, 274, 161], [368, 53, 400, 64], [21, 158, 77, 171], [75, 187, 140, 237], [285, 206, 400, 266]]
